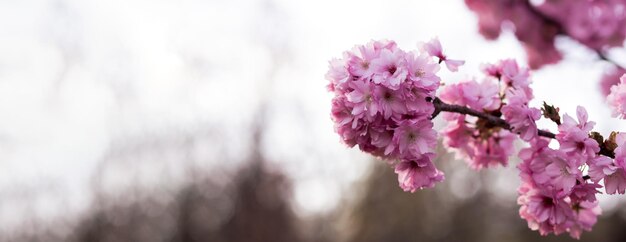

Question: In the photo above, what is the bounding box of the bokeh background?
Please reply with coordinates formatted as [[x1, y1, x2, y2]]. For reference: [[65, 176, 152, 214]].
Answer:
[[1, 0, 625, 241]]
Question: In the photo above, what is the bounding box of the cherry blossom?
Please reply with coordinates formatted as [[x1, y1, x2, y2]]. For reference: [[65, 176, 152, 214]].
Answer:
[[421, 37, 465, 72], [395, 154, 445, 192], [502, 89, 541, 141], [327, 38, 623, 239], [556, 107, 599, 159], [608, 74, 626, 119], [328, 40, 447, 190], [589, 133, 626, 194]]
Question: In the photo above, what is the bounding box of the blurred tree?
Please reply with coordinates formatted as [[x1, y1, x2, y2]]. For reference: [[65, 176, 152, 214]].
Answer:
[[342, 159, 626, 242], [70, 161, 301, 242]]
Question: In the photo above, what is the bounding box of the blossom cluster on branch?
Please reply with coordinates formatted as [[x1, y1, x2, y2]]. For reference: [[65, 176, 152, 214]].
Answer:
[[464, 0, 626, 98], [326, 39, 452, 190], [326, 39, 626, 239]]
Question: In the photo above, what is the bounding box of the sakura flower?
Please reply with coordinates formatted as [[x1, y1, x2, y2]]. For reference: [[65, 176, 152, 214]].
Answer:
[[421, 37, 465, 72], [605, 133, 626, 194], [443, 59, 465, 72], [544, 156, 581, 193], [558, 131, 599, 160], [587, 133, 626, 195], [438, 82, 464, 106], [482, 59, 532, 96], [371, 48, 408, 88], [325, 58, 349, 92], [346, 40, 394, 78], [403, 86, 435, 118], [603, 169, 626, 195], [466, 130, 516, 170], [614, 132, 626, 160], [481, 62, 501, 79], [405, 52, 441, 92], [374, 86, 406, 119], [502, 89, 541, 141], [394, 154, 445, 192], [462, 79, 501, 111], [371, 39, 397, 51], [557, 107, 599, 159], [369, 125, 393, 150], [441, 115, 473, 152], [566, 200, 601, 239], [569, 182, 601, 204], [563, 106, 595, 133], [587, 156, 617, 183], [440, 79, 501, 111], [500, 59, 531, 90], [347, 80, 379, 119], [388, 119, 437, 159], [518, 185, 573, 235], [520, 144, 576, 192], [331, 97, 357, 147], [518, 137, 553, 186], [443, 116, 515, 170], [607, 74, 626, 119], [347, 53, 375, 80], [421, 37, 443, 58]]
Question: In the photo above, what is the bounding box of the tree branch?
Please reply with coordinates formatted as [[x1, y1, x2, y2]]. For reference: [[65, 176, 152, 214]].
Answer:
[[431, 97, 556, 138], [430, 97, 601, 180]]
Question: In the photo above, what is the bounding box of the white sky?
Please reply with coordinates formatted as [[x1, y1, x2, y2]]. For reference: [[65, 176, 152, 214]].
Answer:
[[0, 0, 624, 230]]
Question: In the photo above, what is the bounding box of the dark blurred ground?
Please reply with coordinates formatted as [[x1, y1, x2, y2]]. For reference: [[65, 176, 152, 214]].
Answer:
[[4, 128, 626, 242]]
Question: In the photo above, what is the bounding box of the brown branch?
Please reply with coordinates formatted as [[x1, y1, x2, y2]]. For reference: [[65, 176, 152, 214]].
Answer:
[[430, 98, 618, 161], [430, 97, 599, 180], [431, 97, 556, 139]]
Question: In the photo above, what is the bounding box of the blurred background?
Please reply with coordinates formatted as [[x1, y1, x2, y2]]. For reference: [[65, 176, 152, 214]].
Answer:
[[1, 0, 626, 241]]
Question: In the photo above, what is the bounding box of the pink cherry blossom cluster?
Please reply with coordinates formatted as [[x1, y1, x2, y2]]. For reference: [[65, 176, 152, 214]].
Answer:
[[437, 60, 609, 238], [464, 0, 626, 98], [439, 59, 538, 169], [326, 39, 463, 192], [327, 38, 626, 239], [465, 0, 626, 69], [516, 108, 601, 239], [538, 0, 626, 50], [516, 111, 626, 238], [464, 0, 561, 69]]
